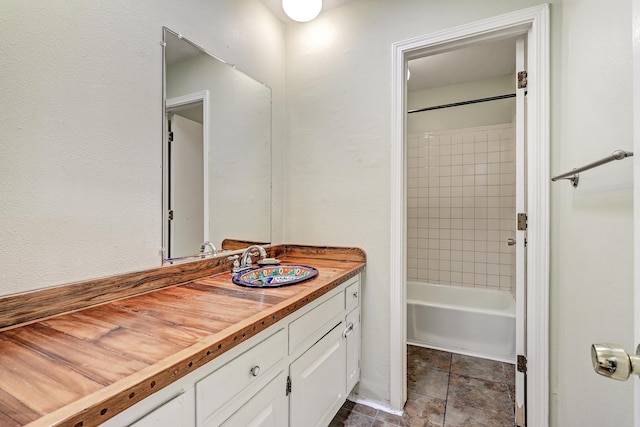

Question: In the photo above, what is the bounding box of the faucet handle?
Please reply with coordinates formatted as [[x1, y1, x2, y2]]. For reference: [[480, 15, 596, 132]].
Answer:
[[227, 255, 241, 273]]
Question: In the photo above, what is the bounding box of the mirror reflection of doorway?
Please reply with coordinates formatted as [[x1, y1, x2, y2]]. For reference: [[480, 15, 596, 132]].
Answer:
[[166, 96, 206, 259]]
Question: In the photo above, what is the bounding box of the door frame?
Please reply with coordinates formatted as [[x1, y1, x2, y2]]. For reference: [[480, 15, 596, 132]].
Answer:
[[632, 1, 640, 425], [164, 90, 210, 259], [514, 36, 527, 425], [389, 4, 550, 425]]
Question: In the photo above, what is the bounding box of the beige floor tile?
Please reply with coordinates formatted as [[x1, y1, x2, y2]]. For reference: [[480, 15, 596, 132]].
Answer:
[[330, 407, 375, 427], [401, 392, 446, 426], [450, 353, 508, 383], [372, 420, 402, 427], [352, 403, 379, 418], [408, 364, 450, 400], [408, 345, 451, 371], [444, 400, 514, 427], [331, 347, 515, 427], [447, 374, 513, 417], [504, 363, 516, 387]]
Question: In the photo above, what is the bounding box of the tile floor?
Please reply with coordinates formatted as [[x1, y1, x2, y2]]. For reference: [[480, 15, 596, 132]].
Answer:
[[329, 345, 515, 427]]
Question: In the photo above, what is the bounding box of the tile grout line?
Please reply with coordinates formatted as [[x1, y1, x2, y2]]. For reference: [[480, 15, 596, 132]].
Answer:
[[442, 351, 453, 427]]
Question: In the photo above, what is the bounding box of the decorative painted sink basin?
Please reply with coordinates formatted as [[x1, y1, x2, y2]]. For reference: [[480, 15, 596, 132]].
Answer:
[[232, 265, 319, 288]]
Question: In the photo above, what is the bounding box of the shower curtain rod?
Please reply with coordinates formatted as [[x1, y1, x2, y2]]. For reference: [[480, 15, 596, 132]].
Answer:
[[407, 93, 516, 114]]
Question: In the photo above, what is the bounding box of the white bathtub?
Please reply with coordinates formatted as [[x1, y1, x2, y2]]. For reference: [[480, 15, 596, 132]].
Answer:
[[407, 281, 516, 363]]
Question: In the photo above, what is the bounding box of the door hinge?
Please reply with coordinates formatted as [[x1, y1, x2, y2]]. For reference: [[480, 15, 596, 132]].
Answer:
[[286, 376, 292, 396], [517, 213, 527, 231], [517, 71, 528, 89], [168, 210, 174, 221], [168, 131, 174, 142], [517, 354, 527, 373]]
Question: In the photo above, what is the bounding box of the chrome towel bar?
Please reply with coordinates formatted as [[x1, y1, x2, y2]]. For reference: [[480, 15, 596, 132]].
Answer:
[[551, 149, 634, 188]]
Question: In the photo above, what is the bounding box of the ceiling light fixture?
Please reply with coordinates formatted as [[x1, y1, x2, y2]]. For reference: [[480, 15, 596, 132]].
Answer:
[[282, 0, 323, 22]]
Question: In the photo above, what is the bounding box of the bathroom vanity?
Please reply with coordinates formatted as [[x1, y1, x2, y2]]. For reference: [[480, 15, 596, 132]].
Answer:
[[0, 245, 364, 427], [113, 273, 360, 427]]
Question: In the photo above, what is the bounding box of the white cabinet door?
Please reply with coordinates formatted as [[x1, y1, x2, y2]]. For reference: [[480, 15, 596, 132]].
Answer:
[[218, 371, 288, 427], [345, 308, 360, 394], [289, 322, 345, 427], [130, 392, 191, 427]]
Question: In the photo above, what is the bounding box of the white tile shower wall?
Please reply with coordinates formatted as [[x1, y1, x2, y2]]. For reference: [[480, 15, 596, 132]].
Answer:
[[407, 124, 516, 293]]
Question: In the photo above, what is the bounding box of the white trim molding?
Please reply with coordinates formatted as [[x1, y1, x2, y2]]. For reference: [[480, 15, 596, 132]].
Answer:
[[390, 5, 550, 426]]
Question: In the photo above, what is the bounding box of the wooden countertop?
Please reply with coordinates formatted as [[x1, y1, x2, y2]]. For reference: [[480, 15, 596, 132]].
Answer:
[[0, 247, 365, 427]]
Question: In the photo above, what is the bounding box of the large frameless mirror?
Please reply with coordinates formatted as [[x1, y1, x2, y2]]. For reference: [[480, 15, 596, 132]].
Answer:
[[163, 28, 271, 262]]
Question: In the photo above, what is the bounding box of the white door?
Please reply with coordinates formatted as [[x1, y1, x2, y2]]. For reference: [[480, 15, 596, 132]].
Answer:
[[169, 113, 204, 258], [514, 37, 527, 427]]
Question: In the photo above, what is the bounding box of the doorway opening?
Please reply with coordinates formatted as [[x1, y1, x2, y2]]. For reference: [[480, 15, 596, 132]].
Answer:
[[390, 5, 549, 427], [404, 35, 523, 425]]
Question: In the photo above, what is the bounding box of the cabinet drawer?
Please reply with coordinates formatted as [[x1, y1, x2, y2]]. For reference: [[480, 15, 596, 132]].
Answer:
[[345, 277, 360, 313], [196, 328, 286, 426], [289, 292, 343, 355]]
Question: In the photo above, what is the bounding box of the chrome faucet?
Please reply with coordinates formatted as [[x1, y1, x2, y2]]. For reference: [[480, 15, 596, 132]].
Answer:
[[200, 241, 218, 257], [236, 245, 267, 272]]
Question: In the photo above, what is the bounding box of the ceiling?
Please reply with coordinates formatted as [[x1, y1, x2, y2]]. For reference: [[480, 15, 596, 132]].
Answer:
[[259, 2, 516, 91], [165, 31, 206, 65], [408, 38, 517, 91], [260, 0, 359, 23]]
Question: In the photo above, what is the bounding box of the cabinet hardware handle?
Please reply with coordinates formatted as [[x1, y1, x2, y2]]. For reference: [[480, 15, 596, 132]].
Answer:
[[250, 365, 260, 377], [343, 322, 354, 338], [353, 291, 358, 298]]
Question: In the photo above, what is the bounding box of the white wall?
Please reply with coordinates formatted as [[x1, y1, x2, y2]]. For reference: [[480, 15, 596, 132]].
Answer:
[[0, 0, 285, 296], [284, 0, 634, 425]]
